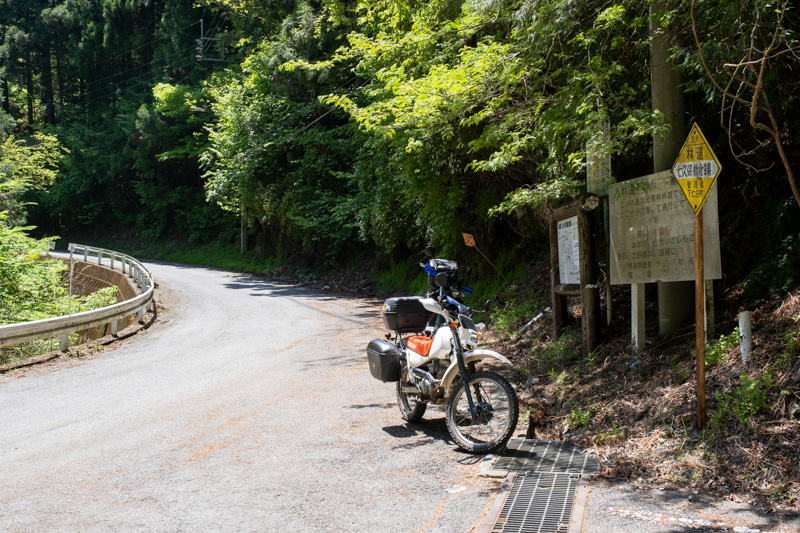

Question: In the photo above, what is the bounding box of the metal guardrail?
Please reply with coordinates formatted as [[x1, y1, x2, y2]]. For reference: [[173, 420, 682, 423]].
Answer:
[[0, 244, 155, 352]]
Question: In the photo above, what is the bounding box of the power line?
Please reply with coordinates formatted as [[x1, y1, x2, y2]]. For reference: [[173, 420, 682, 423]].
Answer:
[[84, 20, 203, 70], [87, 45, 196, 88], [84, 46, 196, 99], [84, 51, 201, 102], [87, 58, 199, 103]]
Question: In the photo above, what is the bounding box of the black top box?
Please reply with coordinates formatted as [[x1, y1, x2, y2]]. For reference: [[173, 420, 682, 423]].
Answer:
[[382, 296, 429, 332]]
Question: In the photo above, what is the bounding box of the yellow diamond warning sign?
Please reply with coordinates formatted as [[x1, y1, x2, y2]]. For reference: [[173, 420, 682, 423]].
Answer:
[[672, 123, 721, 214]]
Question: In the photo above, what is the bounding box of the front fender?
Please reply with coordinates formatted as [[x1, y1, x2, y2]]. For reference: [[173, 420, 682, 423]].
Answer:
[[440, 349, 512, 391]]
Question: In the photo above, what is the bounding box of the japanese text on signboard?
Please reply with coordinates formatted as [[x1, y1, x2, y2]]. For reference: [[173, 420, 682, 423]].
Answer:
[[609, 171, 721, 284]]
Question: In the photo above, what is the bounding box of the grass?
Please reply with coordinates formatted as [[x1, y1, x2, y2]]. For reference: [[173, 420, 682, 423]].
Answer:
[[374, 260, 428, 294], [148, 243, 285, 275]]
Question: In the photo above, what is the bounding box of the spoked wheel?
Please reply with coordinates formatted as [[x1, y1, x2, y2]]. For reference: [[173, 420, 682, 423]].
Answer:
[[445, 371, 518, 454], [396, 368, 427, 422]]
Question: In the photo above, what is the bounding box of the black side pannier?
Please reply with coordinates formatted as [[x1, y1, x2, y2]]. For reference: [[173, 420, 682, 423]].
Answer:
[[367, 339, 402, 382], [381, 296, 429, 333]]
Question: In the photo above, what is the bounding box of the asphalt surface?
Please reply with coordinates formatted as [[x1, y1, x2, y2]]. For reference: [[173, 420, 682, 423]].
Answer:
[[0, 258, 504, 532], [578, 480, 800, 533]]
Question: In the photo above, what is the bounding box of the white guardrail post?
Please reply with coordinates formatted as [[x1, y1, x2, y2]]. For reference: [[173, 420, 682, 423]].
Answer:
[[0, 244, 155, 353]]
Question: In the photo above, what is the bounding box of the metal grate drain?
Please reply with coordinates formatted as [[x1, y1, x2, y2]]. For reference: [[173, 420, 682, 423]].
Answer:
[[494, 439, 599, 475], [491, 472, 580, 533]]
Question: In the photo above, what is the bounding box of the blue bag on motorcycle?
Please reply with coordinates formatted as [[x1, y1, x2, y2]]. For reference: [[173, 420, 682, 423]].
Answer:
[[424, 258, 458, 289], [366, 339, 402, 382]]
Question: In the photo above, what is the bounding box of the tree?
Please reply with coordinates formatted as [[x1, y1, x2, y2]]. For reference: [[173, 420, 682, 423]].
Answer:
[[689, 0, 800, 208], [0, 131, 62, 225]]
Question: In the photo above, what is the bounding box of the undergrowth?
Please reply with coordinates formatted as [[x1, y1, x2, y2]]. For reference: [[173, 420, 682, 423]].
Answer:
[[151, 243, 285, 274]]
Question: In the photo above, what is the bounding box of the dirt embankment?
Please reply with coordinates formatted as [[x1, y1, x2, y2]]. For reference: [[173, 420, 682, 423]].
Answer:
[[491, 279, 800, 516]]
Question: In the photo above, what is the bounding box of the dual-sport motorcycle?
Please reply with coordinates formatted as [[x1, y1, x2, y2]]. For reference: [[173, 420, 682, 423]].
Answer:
[[366, 247, 518, 454]]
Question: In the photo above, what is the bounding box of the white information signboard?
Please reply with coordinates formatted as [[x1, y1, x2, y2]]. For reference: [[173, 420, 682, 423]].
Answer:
[[557, 216, 580, 284], [609, 171, 721, 284]]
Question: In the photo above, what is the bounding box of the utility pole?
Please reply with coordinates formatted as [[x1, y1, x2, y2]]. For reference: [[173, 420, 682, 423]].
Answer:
[[650, 1, 693, 336]]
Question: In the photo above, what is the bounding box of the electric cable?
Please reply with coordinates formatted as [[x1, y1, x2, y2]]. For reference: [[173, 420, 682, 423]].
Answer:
[[84, 46, 197, 99], [83, 19, 202, 70], [86, 45, 197, 89]]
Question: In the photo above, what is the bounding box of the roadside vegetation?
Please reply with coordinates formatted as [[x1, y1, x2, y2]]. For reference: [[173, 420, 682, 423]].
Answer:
[[486, 268, 800, 512]]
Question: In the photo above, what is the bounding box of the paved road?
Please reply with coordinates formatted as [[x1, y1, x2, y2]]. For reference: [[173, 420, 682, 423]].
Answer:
[[0, 260, 501, 532], [579, 480, 800, 533]]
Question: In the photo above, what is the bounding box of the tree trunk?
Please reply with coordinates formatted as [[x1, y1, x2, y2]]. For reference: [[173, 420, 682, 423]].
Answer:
[[651, 0, 693, 336], [41, 46, 56, 124], [1, 75, 10, 114], [56, 49, 65, 118], [25, 55, 35, 126]]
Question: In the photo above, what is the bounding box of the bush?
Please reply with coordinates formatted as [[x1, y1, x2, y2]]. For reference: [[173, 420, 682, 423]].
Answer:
[[711, 373, 773, 430]]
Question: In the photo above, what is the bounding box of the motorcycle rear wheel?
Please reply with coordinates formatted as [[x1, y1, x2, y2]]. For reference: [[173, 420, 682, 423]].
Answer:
[[445, 371, 518, 454], [396, 368, 427, 422]]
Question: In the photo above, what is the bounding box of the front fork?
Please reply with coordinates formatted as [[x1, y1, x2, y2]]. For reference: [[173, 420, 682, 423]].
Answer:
[[451, 326, 479, 422]]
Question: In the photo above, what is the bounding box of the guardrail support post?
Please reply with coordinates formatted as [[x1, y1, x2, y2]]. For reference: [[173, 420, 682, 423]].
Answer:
[[83, 249, 88, 262], [110, 254, 115, 270], [137, 308, 145, 324], [60, 334, 69, 352], [97, 251, 103, 265], [110, 320, 119, 337]]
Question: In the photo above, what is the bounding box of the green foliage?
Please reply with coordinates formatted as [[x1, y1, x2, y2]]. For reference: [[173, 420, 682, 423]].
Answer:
[[492, 295, 549, 337], [703, 327, 739, 367], [524, 327, 581, 374], [0, 214, 117, 335], [742, 234, 800, 304], [777, 319, 800, 372], [201, 22, 365, 259], [374, 259, 428, 294], [568, 405, 595, 428], [3, 0, 799, 293], [711, 373, 774, 430], [148, 242, 286, 275], [594, 421, 624, 444], [0, 133, 62, 225]]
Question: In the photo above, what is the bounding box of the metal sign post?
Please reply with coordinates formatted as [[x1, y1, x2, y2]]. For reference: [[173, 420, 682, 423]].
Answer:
[[672, 123, 721, 429], [462, 233, 507, 281]]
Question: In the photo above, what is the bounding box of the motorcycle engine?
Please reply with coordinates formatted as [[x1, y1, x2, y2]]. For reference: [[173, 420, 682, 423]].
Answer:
[[412, 367, 442, 399]]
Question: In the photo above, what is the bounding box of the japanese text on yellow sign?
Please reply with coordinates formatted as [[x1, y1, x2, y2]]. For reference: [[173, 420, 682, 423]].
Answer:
[[672, 123, 721, 214]]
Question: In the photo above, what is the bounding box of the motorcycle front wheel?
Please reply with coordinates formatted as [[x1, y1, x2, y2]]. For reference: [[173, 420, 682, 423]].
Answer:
[[445, 371, 518, 454], [396, 368, 427, 422]]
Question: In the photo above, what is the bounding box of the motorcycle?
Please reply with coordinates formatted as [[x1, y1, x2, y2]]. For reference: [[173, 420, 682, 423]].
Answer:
[[366, 247, 519, 454]]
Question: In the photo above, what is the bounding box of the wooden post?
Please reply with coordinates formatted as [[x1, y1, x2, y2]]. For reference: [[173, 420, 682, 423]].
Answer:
[[549, 200, 600, 351], [705, 280, 715, 342], [603, 197, 613, 327], [632, 283, 646, 354], [549, 214, 568, 339], [695, 208, 706, 429], [240, 207, 247, 254], [578, 206, 600, 354]]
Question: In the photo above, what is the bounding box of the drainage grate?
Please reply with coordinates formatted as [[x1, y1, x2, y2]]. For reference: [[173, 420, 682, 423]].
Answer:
[[494, 439, 599, 475], [492, 472, 579, 533]]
